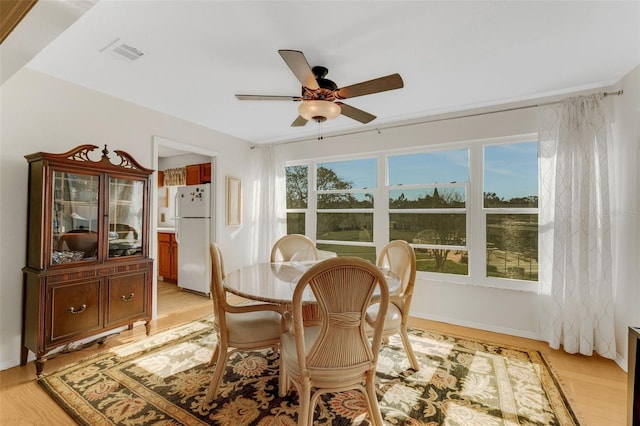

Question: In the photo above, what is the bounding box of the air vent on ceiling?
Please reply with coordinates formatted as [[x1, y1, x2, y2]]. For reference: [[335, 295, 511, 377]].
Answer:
[[100, 38, 144, 62]]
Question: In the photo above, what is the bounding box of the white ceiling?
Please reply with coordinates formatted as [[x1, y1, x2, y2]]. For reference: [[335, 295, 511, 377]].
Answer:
[[18, 1, 640, 144]]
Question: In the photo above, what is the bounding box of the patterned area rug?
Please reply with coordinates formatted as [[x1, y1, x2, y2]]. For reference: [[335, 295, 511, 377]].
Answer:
[[40, 317, 579, 425]]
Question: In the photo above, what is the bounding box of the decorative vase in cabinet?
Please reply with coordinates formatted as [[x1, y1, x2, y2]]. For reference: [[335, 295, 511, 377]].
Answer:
[[21, 144, 154, 376]]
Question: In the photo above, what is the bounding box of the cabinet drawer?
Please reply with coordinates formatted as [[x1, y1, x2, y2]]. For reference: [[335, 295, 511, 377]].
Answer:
[[48, 280, 101, 342], [106, 272, 148, 325], [158, 232, 175, 243]]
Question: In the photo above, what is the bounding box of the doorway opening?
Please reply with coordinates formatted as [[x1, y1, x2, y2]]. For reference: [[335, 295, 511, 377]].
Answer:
[[152, 136, 218, 320]]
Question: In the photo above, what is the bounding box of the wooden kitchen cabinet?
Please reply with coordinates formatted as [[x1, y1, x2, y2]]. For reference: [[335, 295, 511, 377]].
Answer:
[[185, 164, 200, 185], [201, 162, 211, 183], [22, 144, 153, 376], [185, 162, 211, 185], [158, 232, 178, 281]]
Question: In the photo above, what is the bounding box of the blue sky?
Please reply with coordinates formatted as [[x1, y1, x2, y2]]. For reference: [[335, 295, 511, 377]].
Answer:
[[483, 142, 538, 200], [319, 158, 377, 189], [318, 141, 538, 200], [388, 149, 469, 185]]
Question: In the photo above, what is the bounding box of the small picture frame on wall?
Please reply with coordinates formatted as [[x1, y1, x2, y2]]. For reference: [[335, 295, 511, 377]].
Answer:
[[226, 176, 241, 226]]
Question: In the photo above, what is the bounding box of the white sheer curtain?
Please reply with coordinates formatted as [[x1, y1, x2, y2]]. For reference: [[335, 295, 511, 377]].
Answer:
[[538, 94, 616, 359], [249, 145, 286, 263]]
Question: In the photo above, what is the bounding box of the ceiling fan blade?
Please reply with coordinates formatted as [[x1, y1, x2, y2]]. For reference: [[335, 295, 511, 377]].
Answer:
[[291, 116, 308, 127], [336, 73, 404, 99], [278, 50, 320, 90], [337, 102, 376, 124], [236, 94, 302, 101]]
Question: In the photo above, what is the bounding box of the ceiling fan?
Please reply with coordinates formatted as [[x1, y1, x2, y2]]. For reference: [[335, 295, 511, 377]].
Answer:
[[235, 50, 404, 127]]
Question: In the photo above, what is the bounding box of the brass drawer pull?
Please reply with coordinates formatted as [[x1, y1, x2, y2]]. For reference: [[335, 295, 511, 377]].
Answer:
[[121, 293, 134, 302], [68, 304, 87, 314]]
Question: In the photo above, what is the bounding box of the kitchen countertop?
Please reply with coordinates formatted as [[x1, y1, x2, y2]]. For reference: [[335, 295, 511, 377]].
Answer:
[[157, 227, 176, 233]]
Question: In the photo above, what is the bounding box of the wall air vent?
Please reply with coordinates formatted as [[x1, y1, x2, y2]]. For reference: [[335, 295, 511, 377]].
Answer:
[[100, 38, 144, 62]]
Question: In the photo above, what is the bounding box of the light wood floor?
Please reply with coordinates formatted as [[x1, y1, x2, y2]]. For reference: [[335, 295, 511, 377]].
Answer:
[[0, 280, 627, 425]]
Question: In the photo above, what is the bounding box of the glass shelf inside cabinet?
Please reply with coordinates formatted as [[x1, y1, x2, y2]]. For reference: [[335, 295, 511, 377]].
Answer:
[[51, 171, 99, 265], [108, 177, 144, 258]]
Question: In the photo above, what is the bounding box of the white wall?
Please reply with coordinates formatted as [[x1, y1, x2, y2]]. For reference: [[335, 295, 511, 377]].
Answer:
[[0, 69, 257, 370], [610, 65, 640, 366], [279, 73, 639, 367]]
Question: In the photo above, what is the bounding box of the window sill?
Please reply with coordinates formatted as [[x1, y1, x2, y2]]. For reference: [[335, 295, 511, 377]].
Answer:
[[415, 270, 540, 293]]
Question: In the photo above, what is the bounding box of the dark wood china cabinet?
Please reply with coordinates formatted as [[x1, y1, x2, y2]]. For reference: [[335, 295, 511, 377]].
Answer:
[[21, 145, 154, 375]]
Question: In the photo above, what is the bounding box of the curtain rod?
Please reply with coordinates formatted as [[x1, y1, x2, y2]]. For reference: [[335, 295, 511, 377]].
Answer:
[[275, 90, 624, 145]]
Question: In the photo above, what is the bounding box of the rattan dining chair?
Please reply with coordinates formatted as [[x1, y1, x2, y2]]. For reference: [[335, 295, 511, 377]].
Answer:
[[270, 234, 318, 262], [279, 257, 390, 426], [365, 240, 420, 371], [205, 243, 285, 403]]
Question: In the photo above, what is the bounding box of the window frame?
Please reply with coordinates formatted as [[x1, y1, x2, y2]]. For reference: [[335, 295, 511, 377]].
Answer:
[[477, 137, 540, 291], [387, 148, 470, 277], [285, 162, 312, 236], [315, 156, 378, 251], [284, 133, 539, 292]]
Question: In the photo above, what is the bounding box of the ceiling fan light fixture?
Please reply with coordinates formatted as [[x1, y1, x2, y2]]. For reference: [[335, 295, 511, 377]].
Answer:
[[298, 100, 341, 123]]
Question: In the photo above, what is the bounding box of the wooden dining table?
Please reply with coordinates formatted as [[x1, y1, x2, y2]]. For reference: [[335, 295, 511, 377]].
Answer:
[[223, 261, 400, 305]]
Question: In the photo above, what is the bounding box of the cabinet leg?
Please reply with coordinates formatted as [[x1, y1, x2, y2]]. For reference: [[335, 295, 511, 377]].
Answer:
[[127, 324, 134, 331], [145, 321, 151, 336], [35, 358, 46, 377], [20, 346, 28, 366]]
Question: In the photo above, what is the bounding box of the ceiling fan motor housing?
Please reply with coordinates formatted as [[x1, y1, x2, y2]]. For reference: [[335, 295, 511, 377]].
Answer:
[[302, 65, 338, 101]]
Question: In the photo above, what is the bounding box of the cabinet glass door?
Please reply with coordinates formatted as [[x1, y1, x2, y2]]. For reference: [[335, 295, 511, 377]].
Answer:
[[51, 171, 100, 264], [108, 177, 144, 258]]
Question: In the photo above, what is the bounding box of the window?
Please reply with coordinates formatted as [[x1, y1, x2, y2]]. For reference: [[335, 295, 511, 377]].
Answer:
[[483, 142, 538, 281], [285, 136, 539, 289], [388, 150, 469, 275], [315, 158, 377, 262], [285, 165, 308, 235]]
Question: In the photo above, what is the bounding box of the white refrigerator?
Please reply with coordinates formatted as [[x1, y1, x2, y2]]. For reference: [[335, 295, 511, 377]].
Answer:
[[175, 183, 211, 295]]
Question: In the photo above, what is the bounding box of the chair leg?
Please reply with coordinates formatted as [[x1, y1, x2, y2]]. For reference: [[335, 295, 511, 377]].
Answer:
[[400, 328, 419, 371], [278, 343, 288, 397], [297, 377, 312, 426], [208, 342, 219, 366], [205, 344, 228, 403], [365, 371, 384, 426], [309, 389, 325, 426]]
